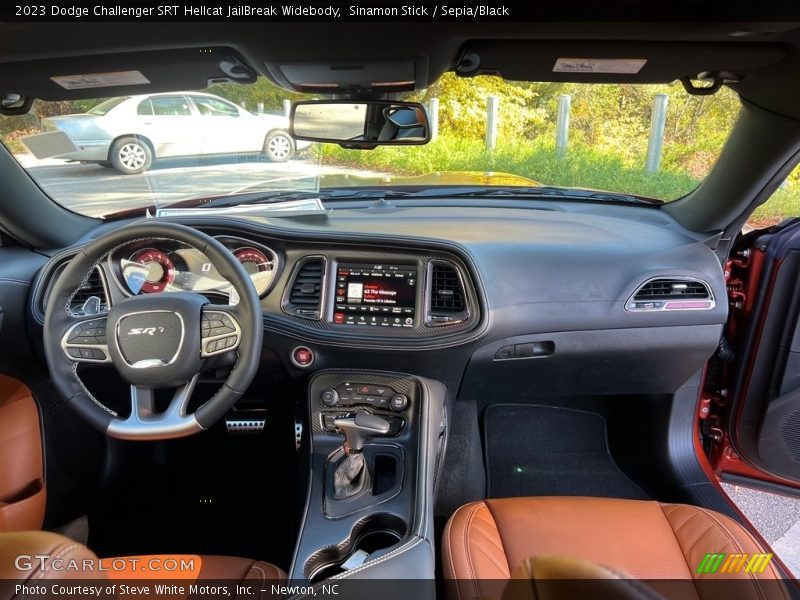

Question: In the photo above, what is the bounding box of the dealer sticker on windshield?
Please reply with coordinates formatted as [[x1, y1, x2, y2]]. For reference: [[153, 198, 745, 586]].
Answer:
[[50, 70, 150, 90], [553, 58, 647, 74]]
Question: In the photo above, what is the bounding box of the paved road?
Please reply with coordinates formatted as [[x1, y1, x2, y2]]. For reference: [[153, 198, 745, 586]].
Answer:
[[722, 482, 800, 577], [18, 153, 377, 218]]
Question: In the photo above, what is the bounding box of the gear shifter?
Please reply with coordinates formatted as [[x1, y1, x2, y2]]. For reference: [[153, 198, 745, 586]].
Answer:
[[334, 412, 391, 453], [331, 411, 391, 500]]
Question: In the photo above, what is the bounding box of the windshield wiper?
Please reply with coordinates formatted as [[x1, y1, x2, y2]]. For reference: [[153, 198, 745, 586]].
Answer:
[[315, 185, 660, 205], [399, 186, 662, 205]]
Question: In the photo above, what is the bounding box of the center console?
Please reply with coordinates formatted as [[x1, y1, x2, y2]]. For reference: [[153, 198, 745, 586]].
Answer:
[[290, 370, 445, 587]]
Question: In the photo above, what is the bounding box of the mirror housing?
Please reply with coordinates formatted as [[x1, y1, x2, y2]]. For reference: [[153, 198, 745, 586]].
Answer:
[[290, 100, 430, 149], [0, 93, 33, 115]]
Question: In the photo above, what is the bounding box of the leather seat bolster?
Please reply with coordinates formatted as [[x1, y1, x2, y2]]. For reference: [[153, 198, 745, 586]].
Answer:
[[101, 555, 287, 600], [443, 501, 510, 600], [443, 497, 789, 600], [659, 503, 785, 581], [0, 375, 45, 532], [0, 532, 287, 600], [0, 530, 100, 581], [100, 555, 287, 583], [241, 560, 287, 584]]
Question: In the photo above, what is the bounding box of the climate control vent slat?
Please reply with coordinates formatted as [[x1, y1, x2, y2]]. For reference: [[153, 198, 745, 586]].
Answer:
[[431, 264, 466, 312], [283, 257, 326, 319], [627, 277, 714, 311], [43, 263, 109, 316], [426, 261, 469, 325]]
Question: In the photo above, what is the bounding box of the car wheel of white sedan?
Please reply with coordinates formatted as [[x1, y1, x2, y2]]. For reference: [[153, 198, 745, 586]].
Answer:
[[263, 130, 295, 162], [110, 136, 153, 175]]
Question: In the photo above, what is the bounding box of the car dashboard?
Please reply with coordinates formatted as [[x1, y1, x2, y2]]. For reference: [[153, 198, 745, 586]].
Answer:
[[31, 201, 727, 361], [20, 198, 730, 581]]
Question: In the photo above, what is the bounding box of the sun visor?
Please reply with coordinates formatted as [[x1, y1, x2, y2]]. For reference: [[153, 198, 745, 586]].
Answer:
[[264, 58, 429, 94], [455, 41, 787, 84], [0, 47, 257, 103]]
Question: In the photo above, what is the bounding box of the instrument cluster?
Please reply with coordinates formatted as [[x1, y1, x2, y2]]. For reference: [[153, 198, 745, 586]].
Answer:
[[108, 236, 279, 300]]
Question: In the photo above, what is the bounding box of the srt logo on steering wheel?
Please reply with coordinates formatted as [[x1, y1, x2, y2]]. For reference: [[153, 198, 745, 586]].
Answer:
[[127, 327, 166, 336]]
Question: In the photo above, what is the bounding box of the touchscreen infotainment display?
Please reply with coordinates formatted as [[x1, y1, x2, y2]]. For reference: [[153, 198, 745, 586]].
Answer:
[[333, 263, 417, 328]]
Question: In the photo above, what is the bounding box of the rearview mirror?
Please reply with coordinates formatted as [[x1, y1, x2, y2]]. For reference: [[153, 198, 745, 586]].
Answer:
[[290, 100, 430, 149], [0, 93, 33, 116]]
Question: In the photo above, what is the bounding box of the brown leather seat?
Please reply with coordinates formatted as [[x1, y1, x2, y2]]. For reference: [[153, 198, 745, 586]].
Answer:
[[0, 531, 286, 600], [0, 375, 45, 533], [442, 496, 788, 600]]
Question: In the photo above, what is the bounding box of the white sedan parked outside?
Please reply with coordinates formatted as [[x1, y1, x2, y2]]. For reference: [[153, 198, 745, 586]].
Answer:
[[39, 92, 305, 174]]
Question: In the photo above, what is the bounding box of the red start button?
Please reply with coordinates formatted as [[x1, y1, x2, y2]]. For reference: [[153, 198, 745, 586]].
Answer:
[[291, 346, 314, 368]]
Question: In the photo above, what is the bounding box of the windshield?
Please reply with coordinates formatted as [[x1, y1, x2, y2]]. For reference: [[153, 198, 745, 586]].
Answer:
[[0, 75, 742, 218]]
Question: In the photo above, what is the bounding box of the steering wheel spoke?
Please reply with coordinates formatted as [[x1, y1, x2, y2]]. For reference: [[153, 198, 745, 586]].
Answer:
[[61, 315, 112, 364], [200, 306, 242, 358], [129, 385, 155, 419], [109, 376, 201, 440]]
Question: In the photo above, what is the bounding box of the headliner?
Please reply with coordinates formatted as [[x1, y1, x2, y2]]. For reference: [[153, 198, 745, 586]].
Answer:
[[1, 20, 800, 119]]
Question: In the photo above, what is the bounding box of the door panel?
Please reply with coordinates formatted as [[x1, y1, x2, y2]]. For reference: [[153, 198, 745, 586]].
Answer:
[[0, 374, 44, 531], [0, 246, 47, 531], [725, 220, 800, 483], [0, 244, 106, 530]]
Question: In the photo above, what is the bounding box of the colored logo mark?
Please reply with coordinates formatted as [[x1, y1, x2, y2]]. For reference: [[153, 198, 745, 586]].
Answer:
[[696, 553, 773, 574]]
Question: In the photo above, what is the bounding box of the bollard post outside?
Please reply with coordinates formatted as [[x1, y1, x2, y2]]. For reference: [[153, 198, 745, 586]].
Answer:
[[555, 94, 571, 158], [428, 97, 439, 140], [646, 93, 669, 173], [486, 96, 499, 152]]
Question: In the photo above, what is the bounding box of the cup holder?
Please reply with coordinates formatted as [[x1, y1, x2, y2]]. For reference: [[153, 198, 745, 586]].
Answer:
[[305, 513, 407, 581]]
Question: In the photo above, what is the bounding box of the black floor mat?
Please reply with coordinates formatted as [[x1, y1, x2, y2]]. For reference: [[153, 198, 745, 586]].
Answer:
[[87, 414, 299, 569], [484, 404, 648, 499]]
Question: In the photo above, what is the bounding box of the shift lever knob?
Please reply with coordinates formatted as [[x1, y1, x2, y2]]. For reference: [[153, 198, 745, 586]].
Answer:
[[333, 411, 391, 453]]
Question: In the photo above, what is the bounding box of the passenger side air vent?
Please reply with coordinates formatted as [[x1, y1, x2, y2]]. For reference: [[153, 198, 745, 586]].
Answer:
[[426, 261, 469, 325], [283, 257, 326, 319], [43, 264, 109, 316], [626, 277, 714, 311]]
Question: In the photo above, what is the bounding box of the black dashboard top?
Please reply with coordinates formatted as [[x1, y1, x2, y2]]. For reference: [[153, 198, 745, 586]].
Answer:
[[31, 199, 728, 351]]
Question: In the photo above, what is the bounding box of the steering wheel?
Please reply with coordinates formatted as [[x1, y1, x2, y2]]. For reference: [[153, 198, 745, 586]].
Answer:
[[43, 222, 263, 440]]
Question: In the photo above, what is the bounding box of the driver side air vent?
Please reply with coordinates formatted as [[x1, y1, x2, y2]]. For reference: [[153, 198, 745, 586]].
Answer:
[[426, 261, 469, 325], [283, 257, 326, 320], [626, 277, 714, 311], [43, 263, 109, 316]]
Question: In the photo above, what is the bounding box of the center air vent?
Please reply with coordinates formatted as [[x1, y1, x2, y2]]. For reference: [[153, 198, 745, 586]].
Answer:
[[43, 264, 109, 316], [426, 261, 469, 325], [283, 257, 326, 319], [627, 277, 714, 311]]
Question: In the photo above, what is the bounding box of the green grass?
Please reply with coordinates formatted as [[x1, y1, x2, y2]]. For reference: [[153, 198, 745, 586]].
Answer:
[[320, 136, 800, 227], [749, 185, 800, 228], [320, 137, 700, 201]]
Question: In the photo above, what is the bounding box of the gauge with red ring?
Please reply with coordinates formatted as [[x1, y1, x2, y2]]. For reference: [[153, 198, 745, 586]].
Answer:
[[233, 247, 274, 295], [126, 248, 175, 294]]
